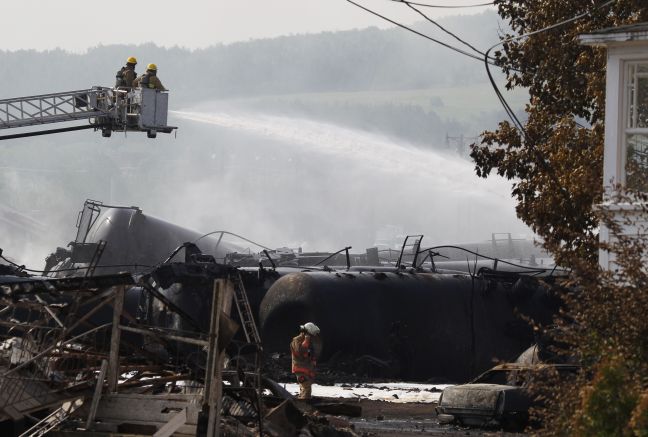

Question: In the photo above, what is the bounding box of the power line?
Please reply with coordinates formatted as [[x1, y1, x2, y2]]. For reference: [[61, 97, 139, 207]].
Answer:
[[423, 244, 552, 272], [345, 0, 500, 66], [479, 0, 617, 212], [484, 0, 617, 136], [345, 0, 616, 227], [402, 1, 489, 58], [389, 0, 493, 8]]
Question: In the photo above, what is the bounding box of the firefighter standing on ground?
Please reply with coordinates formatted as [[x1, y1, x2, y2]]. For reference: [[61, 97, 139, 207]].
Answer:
[[133, 63, 166, 90], [115, 56, 138, 89], [291, 322, 322, 399]]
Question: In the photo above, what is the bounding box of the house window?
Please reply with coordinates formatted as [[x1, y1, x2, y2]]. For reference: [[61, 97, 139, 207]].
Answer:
[[625, 61, 648, 192]]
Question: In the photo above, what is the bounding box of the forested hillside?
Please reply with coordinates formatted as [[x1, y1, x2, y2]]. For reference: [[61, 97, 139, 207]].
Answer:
[[0, 12, 497, 101], [0, 11, 521, 147]]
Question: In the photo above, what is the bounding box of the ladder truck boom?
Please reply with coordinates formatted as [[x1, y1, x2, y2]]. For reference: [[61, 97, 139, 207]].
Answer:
[[0, 86, 177, 140]]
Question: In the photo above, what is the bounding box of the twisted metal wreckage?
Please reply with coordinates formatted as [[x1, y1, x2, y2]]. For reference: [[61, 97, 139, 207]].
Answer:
[[0, 199, 564, 435]]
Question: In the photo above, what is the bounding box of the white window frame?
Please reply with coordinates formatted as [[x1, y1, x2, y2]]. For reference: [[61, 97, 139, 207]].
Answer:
[[622, 59, 648, 189]]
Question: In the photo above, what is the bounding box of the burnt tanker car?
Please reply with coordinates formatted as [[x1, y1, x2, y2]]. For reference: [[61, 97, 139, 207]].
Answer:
[[45, 199, 246, 276], [259, 270, 559, 382], [39, 200, 561, 383]]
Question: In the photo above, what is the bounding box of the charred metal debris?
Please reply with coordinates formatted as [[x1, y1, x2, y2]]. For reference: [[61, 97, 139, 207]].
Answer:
[[0, 201, 565, 435], [0, 252, 361, 436]]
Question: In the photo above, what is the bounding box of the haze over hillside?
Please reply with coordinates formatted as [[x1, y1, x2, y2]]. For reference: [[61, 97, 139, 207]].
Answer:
[[0, 11, 521, 147], [1, 12, 499, 97], [0, 11, 531, 268]]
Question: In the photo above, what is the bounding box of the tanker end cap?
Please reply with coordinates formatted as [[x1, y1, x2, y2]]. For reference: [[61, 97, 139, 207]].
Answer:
[[301, 322, 320, 335]]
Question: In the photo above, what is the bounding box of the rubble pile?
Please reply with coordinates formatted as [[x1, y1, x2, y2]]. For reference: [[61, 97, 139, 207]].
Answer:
[[264, 399, 360, 437], [0, 262, 364, 436]]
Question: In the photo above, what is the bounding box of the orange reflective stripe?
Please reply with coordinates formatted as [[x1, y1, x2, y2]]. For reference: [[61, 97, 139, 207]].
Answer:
[[292, 365, 315, 378]]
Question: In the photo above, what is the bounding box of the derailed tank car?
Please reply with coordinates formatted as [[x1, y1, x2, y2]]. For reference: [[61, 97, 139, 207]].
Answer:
[[39, 200, 561, 384], [45, 200, 245, 276], [259, 270, 559, 382]]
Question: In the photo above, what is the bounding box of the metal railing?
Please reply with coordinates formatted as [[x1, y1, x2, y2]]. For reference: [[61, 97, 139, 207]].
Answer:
[[0, 88, 112, 129]]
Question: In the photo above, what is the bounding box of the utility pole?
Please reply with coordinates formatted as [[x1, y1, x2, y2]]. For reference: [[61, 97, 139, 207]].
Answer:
[[445, 133, 479, 156]]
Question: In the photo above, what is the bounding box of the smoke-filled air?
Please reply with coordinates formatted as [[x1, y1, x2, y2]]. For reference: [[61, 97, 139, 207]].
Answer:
[[0, 10, 531, 268]]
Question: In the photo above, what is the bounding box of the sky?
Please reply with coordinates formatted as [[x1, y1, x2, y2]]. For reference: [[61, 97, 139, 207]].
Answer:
[[0, 0, 494, 52]]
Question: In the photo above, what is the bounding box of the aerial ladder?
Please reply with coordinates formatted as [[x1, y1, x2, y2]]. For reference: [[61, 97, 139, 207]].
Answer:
[[0, 86, 177, 140]]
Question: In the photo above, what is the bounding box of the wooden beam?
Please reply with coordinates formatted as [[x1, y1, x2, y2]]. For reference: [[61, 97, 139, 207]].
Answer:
[[222, 280, 234, 316], [118, 325, 208, 347], [85, 359, 108, 430], [107, 286, 125, 393], [205, 279, 225, 437], [153, 407, 187, 437]]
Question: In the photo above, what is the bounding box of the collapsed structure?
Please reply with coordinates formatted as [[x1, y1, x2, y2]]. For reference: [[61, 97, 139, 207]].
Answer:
[[0, 199, 563, 435], [0, 258, 363, 436], [0, 262, 262, 435]]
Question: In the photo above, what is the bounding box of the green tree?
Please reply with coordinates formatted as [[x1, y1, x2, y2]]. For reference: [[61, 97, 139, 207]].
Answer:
[[474, 2, 648, 435], [471, 0, 648, 267], [527, 195, 648, 436]]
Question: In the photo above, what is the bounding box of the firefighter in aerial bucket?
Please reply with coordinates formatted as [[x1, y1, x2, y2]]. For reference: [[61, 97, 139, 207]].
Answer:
[[115, 56, 138, 90], [290, 322, 322, 399], [133, 63, 166, 91]]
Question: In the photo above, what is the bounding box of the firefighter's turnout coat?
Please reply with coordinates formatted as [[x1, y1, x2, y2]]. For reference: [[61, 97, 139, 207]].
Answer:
[[291, 333, 321, 378], [116, 65, 137, 89], [133, 72, 166, 91]]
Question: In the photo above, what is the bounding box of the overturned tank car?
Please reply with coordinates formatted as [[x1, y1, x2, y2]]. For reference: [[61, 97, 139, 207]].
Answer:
[[37, 200, 562, 384], [259, 269, 560, 382]]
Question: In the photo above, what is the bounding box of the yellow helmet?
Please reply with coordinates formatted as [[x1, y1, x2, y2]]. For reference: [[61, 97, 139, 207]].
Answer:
[[126, 56, 137, 64], [147, 63, 158, 71]]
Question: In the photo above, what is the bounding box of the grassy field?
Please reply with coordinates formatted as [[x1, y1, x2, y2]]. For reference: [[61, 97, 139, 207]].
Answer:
[[224, 83, 528, 124]]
